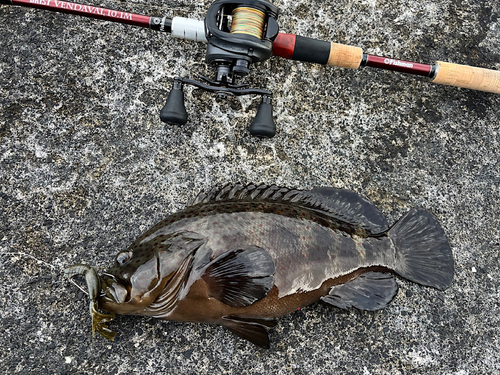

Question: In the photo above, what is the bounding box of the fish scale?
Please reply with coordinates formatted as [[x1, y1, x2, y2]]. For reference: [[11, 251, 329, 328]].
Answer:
[[143, 207, 380, 296]]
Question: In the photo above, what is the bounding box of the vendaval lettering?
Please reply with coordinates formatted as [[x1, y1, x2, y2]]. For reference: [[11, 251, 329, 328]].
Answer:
[[51, 1, 133, 19]]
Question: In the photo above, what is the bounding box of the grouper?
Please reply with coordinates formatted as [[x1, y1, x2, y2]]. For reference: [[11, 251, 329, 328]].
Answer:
[[65, 184, 454, 348]]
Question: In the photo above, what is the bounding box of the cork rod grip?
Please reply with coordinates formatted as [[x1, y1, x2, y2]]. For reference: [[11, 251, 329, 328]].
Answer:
[[432, 61, 500, 94], [327, 43, 363, 69], [272, 34, 364, 68]]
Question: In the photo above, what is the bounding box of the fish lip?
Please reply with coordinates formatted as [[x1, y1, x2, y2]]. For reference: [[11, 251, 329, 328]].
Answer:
[[99, 274, 130, 304], [98, 254, 164, 306]]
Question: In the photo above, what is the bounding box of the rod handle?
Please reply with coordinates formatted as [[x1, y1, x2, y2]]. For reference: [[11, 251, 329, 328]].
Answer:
[[327, 43, 363, 69], [432, 61, 500, 94], [272, 34, 362, 68]]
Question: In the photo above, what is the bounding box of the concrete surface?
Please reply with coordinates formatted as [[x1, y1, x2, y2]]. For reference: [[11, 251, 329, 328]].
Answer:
[[0, 0, 499, 373]]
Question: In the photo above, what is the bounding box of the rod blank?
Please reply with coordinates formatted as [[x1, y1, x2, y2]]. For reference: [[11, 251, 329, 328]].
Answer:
[[10, 0, 152, 28]]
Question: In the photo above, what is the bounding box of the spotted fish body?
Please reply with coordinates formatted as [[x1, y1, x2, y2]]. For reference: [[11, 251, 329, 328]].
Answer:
[[95, 184, 454, 348]]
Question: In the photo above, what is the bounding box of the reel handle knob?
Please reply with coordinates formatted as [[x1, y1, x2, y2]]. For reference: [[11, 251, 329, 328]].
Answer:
[[249, 95, 276, 138], [160, 78, 188, 125]]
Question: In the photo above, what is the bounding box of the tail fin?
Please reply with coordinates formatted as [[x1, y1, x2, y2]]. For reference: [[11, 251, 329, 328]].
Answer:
[[389, 209, 454, 290]]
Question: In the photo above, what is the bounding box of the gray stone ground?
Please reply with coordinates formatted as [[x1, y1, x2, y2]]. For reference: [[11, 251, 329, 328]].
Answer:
[[1, 0, 499, 373]]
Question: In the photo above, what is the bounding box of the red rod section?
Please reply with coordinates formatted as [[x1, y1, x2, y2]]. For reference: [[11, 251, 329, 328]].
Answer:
[[364, 55, 432, 76], [272, 33, 331, 64], [11, 0, 152, 28], [272, 33, 296, 59]]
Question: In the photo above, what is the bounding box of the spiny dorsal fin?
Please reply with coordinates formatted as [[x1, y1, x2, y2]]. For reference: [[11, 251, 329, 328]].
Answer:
[[189, 184, 294, 205], [190, 183, 389, 234]]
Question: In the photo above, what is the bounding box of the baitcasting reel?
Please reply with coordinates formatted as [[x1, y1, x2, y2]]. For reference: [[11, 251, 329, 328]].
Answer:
[[159, 0, 280, 138]]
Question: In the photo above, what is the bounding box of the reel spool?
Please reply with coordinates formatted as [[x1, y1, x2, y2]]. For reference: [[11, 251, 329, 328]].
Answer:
[[160, 0, 279, 137], [230, 7, 266, 38]]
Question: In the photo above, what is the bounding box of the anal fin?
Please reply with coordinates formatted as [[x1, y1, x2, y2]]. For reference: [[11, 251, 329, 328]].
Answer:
[[222, 315, 277, 349], [321, 272, 398, 311], [202, 246, 275, 308]]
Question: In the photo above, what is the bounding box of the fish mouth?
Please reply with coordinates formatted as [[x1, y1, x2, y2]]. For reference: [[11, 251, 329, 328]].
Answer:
[[98, 254, 163, 308], [97, 259, 176, 313], [97, 255, 192, 316], [99, 274, 130, 305]]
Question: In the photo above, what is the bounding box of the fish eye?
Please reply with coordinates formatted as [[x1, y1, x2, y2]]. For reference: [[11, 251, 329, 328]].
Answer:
[[116, 251, 132, 266]]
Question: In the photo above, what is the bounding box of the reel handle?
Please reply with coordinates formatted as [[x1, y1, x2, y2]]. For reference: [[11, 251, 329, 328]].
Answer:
[[248, 95, 276, 138], [160, 78, 188, 125]]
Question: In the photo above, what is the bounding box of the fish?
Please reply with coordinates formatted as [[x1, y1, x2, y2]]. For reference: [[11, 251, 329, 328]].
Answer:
[[66, 184, 454, 348]]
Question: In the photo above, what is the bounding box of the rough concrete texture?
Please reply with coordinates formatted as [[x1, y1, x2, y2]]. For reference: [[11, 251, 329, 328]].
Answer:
[[0, 0, 499, 373]]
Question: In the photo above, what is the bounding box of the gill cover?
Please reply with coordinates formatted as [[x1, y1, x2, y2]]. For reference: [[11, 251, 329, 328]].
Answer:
[[103, 231, 206, 305]]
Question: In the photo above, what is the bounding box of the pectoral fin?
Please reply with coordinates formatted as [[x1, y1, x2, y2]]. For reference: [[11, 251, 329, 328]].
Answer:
[[202, 246, 275, 308], [321, 272, 398, 311], [222, 315, 277, 349]]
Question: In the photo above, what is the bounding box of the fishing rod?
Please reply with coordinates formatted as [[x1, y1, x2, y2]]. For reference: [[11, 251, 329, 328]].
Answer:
[[2, 0, 499, 138]]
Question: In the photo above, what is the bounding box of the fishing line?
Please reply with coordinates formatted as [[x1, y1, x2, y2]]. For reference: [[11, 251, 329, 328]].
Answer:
[[230, 7, 265, 39], [0, 252, 108, 296], [0, 251, 71, 291], [1, 252, 58, 270], [69, 278, 89, 295]]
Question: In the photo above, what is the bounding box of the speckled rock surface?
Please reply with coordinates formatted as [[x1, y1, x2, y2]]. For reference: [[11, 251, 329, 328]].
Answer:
[[0, 0, 499, 373]]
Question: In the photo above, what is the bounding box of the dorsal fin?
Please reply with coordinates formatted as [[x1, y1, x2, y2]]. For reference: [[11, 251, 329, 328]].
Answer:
[[189, 183, 389, 234]]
